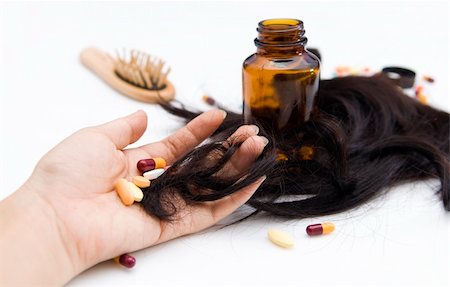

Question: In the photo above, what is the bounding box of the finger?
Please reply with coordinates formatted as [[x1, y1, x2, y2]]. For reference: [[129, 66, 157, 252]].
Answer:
[[154, 175, 266, 244], [91, 110, 148, 150], [206, 175, 267, 226], [225, 124, 259, 145], [221, 135, 268, 177], [140, 109, 227, 162]]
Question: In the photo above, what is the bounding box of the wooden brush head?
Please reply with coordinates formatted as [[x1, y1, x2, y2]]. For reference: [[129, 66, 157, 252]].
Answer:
[[80, 47, 175, 103]]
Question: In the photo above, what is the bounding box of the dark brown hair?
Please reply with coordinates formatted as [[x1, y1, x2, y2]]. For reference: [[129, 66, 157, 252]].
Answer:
[[140, 75, 450, 220]]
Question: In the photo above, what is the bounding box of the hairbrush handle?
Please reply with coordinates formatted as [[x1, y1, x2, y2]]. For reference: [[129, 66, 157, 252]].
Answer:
[[80, 47, 116, 80], [80, 47, 175, 103]]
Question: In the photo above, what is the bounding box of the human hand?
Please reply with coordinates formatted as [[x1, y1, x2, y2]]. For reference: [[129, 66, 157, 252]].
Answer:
[[0, 109, 267, 286]]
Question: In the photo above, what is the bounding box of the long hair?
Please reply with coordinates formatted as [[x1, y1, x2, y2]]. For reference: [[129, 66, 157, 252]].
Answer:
[[140, 75, 450, 220]]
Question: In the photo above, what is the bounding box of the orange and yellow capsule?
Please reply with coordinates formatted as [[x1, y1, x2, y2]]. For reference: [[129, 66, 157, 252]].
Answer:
[[306, 222, 335, 236]]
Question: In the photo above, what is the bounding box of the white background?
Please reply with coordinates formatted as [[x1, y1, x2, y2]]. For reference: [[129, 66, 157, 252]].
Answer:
[[1, 1, 449, 286]]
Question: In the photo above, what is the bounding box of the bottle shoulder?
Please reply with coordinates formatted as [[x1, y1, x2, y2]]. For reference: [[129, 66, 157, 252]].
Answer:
[[243, 51, 320, 71]]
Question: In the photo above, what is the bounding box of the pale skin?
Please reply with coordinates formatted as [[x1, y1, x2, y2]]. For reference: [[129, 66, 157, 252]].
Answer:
[[0, 109, 268, 286]]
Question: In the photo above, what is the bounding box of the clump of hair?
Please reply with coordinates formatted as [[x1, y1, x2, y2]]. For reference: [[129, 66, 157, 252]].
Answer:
[[140, 75, 450, 220]]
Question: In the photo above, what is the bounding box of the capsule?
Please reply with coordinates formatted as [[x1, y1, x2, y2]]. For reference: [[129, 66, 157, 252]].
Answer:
[[137, 158, 166, 173], [202, 95, 216, 106], [115, 254, 136, 268], [306, 222, 335, 236], [422, 75, 435, 83], [137, 159, 155, 173]]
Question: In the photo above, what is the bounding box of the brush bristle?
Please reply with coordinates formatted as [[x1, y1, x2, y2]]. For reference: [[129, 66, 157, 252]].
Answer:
[[113, 49, 171, 90]]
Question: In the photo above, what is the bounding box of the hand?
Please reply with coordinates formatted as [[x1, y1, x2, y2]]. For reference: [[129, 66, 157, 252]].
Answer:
[[0, 109, 267, 286]]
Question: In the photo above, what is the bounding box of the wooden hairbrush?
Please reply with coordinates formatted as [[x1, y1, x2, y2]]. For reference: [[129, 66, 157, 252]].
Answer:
[[80, 47, 175, 103]]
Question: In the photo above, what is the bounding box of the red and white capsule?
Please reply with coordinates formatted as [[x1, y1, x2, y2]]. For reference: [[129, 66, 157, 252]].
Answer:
[[306, 222, 335, 236]]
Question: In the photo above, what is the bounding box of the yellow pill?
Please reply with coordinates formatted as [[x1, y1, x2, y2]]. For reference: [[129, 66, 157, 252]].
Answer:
[[154, 157, 167, 169], [115, 178, 134, 206], [133, 176, 151, 188], [127, 182, 144, 202], [268, 229, 294, 248]]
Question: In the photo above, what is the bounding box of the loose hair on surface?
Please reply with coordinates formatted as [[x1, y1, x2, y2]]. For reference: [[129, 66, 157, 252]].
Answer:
[[139, 75, 450, 220]]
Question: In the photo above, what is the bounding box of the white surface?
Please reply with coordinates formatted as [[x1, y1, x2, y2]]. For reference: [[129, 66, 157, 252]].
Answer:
[[1, 1, 449, 287]]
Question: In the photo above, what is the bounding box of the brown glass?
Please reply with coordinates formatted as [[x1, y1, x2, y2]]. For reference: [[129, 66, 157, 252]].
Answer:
[[242, 19, 320, 137]]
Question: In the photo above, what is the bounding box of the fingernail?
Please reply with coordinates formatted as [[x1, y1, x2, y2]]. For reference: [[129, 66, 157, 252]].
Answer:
[[259, 175, 267, 183], [219, 109, 227, 119], [259, 136, 269, 146], [249, 124, 259, 134]]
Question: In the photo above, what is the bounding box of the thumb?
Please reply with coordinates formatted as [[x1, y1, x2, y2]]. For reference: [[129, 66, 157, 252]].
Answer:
[[91, 110, 148, 149]]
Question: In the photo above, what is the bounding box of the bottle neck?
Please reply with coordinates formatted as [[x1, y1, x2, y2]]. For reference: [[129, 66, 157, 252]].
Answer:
[[254, 19, 307, 56]]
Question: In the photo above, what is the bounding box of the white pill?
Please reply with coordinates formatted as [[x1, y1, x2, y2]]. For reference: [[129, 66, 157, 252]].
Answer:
[[268, 229, 294, 248], [143, 168, 165, 180]]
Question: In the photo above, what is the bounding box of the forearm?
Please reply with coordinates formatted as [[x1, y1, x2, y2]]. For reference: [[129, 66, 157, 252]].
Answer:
[[0, 184, 78, 286]]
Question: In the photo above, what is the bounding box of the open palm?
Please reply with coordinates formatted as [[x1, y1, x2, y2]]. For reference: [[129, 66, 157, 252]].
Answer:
[[27, 109, 267, 274]]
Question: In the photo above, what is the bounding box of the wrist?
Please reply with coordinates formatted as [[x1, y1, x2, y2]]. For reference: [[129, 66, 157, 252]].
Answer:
[[0, 182, 80, 286]]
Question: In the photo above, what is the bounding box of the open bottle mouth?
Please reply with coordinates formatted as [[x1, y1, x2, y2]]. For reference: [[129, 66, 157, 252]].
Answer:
[[255, 18, 307, 47], [259, 18, 303, 31]]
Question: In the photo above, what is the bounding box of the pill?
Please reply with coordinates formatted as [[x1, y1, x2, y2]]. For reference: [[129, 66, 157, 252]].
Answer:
[[202, 95, 216, 106], [133, 176, 151, 188], [276, 152, 288, 161], [267, 229, 294, 248], [143, 168, 165, 180], [115, 178, 135, 206], [299, 145, 314, 160], [127, 182, 144, 202], [153, 157, 166, 169], [116, 254, 136, 268], [422, 75, 435, 83], [276, 149, 288, 161], [306, 222, 335, 236], [417, 93, 428, 105], [415, 85, 424, 95], [137, 159, 156, 173]]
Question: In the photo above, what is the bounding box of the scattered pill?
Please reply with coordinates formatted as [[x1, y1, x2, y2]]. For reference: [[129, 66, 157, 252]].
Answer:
[[132, 176, 151, 188], [306, 222, 335, 236], [202, 95, 216, 106], [115, 178, 135, 206], [268, 229, 294, 248], [127, 182, 144, 202], [116, 254, 136, 268], [422, 75, 435, 83], [143, 168, 165, 180], [137, 159, 156, 173]]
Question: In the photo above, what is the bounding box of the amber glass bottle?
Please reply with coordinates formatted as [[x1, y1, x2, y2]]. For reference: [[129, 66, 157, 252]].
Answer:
[[242, 19, 320, 137]]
